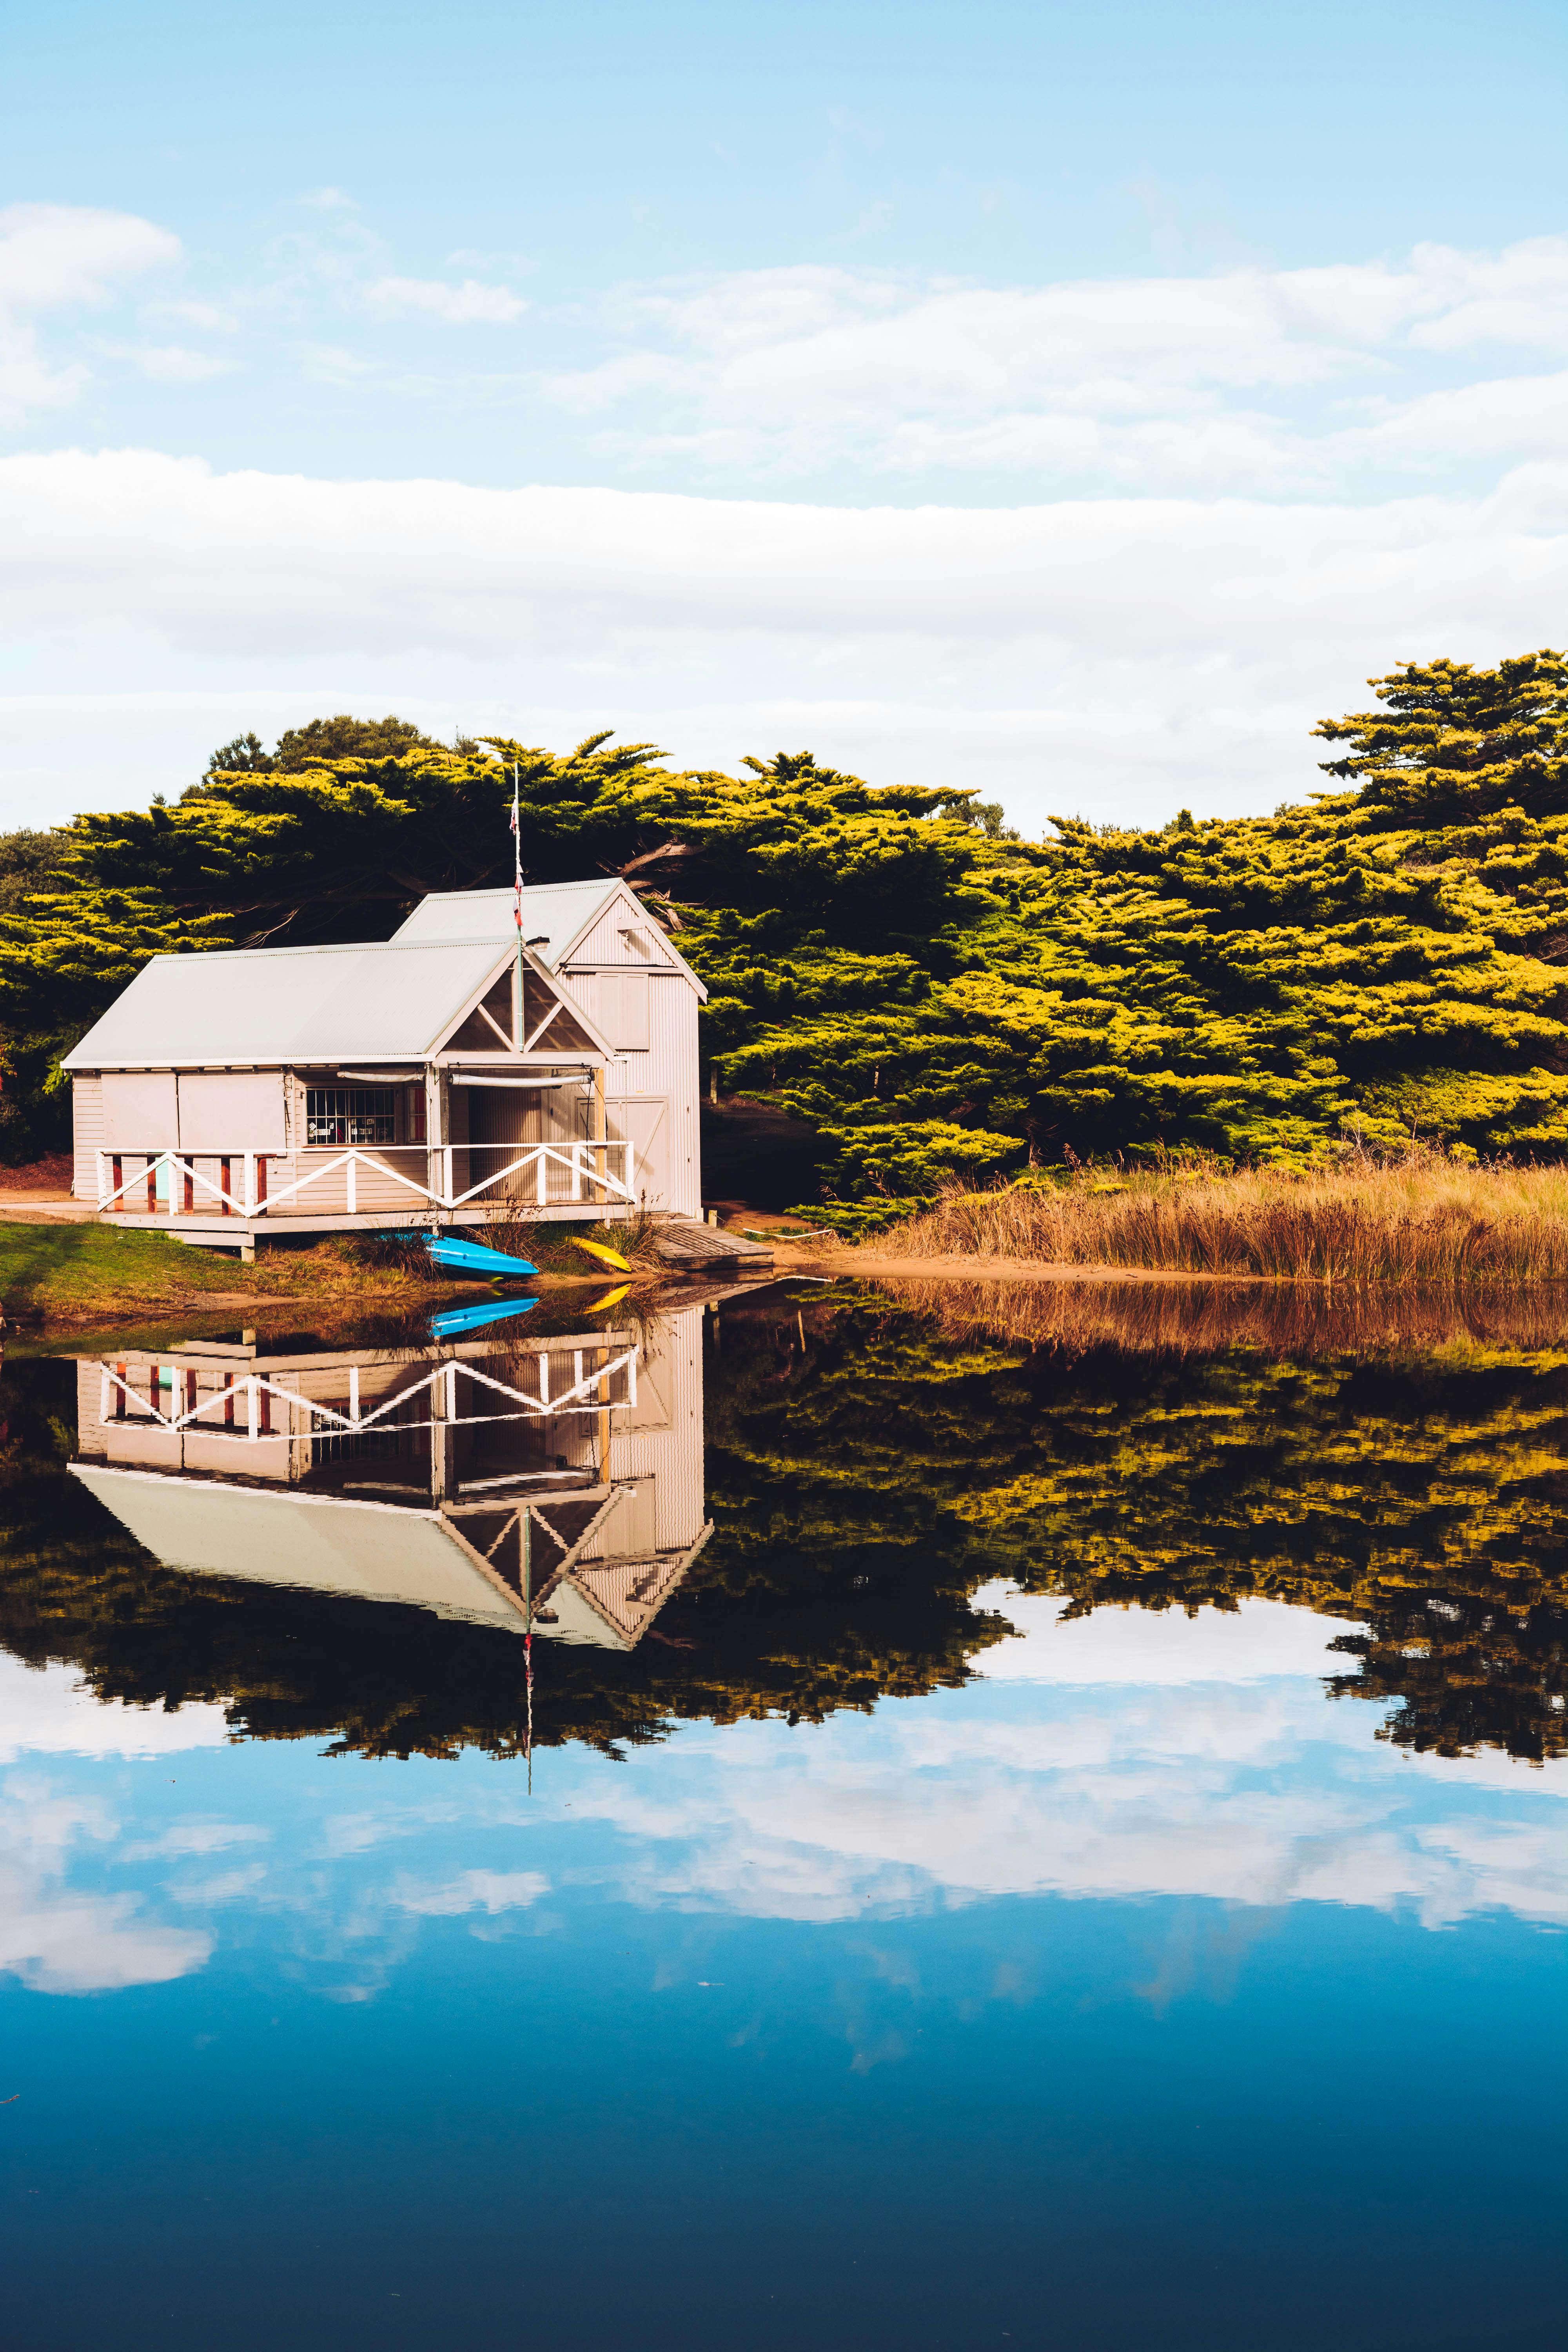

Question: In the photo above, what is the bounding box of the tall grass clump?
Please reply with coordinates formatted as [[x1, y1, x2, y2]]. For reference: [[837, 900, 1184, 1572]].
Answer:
[[876, 1151, 1568, 1287]]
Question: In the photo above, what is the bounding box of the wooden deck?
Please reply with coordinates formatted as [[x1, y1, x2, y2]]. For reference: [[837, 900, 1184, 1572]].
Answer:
[[652, 1218, 775, 1272]]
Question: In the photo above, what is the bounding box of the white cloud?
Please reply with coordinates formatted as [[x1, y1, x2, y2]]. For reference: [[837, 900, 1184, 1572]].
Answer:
[[2, 228, 1567, 828], [0, 203, 181, 425], [1345, 370, 1568, 457], [7, 447, 1565, 671], [95, 341, 240, 385], [883, 408, 1303, 483], [360, 275, 527, 325], [142, 297, 241, 335], [298, 341, 380, 386], [0, 203, 180, 310], [1, 446, 1564, 829], [1406, 235, 1568, 353], [547, 237, 1568, 483]]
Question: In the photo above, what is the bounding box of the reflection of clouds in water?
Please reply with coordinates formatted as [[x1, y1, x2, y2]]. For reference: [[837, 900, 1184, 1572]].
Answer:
[[971, 1590, 1363, 1685], [167, 1864, 268, 1906], [2, 1602, 1566, 2004], [392, 1868, 548, 1916], [573, 1598, 1568, 1931], [0, 1774, 212, 1994], [0, 1652, 229, 1762], [123, 1820, 271, 1860]]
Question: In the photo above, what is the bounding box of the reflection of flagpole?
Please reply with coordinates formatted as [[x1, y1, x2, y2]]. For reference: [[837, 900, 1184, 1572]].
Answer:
[[523, 1503, 533, 1795]]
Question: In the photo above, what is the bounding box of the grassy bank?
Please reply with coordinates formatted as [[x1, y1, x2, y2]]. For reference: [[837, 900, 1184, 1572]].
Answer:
[[874, 1155, 1568, 1287], [0, 1215, 663, 1330], [0, 1223, 448, 1328]]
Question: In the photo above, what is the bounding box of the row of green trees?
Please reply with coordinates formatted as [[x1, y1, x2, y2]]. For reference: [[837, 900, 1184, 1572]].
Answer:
[[3, 650, 1567, 1203]]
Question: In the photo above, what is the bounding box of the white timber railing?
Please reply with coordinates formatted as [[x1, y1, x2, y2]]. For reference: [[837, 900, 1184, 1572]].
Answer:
[[95, 1346, 639, 1444], [94, 1140, 636, 1218]]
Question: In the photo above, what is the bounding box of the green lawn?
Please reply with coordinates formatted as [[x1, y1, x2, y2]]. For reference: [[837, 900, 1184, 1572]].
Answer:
[[0, 1221, 439, 1328], [0, 1218, 633, 1330], [0, 1223, 261, 1321]]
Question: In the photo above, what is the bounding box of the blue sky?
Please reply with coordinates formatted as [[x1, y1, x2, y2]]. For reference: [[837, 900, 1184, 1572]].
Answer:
[[3, 0, 1566, 828]]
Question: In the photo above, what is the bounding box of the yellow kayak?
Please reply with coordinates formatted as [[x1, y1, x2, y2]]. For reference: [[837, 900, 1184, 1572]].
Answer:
[[572, 1236, 632, 1273]]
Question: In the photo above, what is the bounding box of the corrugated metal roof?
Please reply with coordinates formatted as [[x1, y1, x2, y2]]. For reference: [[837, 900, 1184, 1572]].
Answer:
[[72, 1466, 530, 1632], [61, 937, 511, 1071], [393, 878, 623, 969]]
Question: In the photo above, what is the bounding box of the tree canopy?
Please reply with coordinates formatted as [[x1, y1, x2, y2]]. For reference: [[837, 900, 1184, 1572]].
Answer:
[[4, 650, 1568, 1190]]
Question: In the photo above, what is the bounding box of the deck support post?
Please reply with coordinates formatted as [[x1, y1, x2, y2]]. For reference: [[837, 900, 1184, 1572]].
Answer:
[[282, 1375, 309, 1484], [430, 1359, 452, 1501], [433, 1067, 453, 1223], [423, 1063, 442, 1219], [593, 1066, 608, 1212]]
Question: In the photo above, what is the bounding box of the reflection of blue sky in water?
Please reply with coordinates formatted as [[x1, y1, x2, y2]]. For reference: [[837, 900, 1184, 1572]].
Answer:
[[6, 1590, 1565, 2350], [4, 1594, 1564, 2003]]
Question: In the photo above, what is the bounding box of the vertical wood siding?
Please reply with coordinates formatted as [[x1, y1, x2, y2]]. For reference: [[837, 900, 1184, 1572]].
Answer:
[[562, 965, 701, 1216], [72, 1076, 104, 1201]]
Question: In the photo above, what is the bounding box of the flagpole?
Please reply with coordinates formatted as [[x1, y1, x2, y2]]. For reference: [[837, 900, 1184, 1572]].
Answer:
[[511, 761, 525, 1047], [523, 1502, 533, 1794]]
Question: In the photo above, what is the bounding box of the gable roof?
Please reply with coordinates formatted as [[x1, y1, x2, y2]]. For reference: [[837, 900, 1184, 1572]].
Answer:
[[60, 936, 608, 1071], [394, 877, 708, 999], [394, 878, 621, 967]]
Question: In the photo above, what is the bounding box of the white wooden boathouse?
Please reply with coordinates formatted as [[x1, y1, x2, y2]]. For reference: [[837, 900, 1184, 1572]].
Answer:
[[64, 876, 706, 1246]]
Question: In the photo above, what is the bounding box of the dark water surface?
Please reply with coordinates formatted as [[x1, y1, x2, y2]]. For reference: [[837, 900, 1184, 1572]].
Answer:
[[1, 1286, 1564, 2350]]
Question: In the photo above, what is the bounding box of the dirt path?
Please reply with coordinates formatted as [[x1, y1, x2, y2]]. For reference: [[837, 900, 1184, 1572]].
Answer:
[[0, 1194, 97, 1224]]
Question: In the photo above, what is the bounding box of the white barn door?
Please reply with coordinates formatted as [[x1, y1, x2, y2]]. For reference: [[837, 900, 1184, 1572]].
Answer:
[[610, 1097, 668, 1210]]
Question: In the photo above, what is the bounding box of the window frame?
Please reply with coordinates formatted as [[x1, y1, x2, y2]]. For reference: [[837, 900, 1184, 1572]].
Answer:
[[304, 1086, 397, 1148]]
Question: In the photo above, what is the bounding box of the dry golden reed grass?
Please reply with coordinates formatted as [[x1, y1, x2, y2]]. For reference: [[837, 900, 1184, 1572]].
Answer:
[[874, 1154, 1568, 1288], [874, 1271, 1568, 1361]]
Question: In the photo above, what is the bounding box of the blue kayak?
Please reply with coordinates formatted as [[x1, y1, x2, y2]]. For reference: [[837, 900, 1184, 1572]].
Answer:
[[423, 1233, 539, 1279], [430, 1294, 540, 1339]]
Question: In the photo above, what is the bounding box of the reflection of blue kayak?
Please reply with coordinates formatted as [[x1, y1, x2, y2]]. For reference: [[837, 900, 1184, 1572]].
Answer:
[[419, 1232, 539, 1279], [430, 1295, 540, 1339]]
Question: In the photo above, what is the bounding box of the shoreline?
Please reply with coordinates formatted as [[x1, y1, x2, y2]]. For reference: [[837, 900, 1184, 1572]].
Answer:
[[772, 1243, 1278, 1285]]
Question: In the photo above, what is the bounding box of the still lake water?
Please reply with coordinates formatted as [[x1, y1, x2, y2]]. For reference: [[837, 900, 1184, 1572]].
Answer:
[[1, 1283, 1564, 2350]]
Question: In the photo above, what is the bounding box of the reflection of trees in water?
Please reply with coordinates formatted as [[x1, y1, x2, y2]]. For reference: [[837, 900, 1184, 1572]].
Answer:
[[2, 1298, 1567, 1765], [711, 1292, 1568, 1766], [0, 1354, 1004, 1762]]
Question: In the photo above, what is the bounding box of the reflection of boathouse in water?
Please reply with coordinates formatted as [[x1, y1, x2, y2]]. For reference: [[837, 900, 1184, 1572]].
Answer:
[[70, 1307, 710, 1651]]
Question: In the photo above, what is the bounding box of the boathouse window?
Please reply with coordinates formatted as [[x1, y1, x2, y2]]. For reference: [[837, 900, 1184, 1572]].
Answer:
[[306, 1087, 396, 1146]]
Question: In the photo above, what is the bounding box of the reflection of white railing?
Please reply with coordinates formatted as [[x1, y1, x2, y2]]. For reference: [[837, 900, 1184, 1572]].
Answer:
[[96, 1346, 639, 1443], [95, 1140, 636, 1218]]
